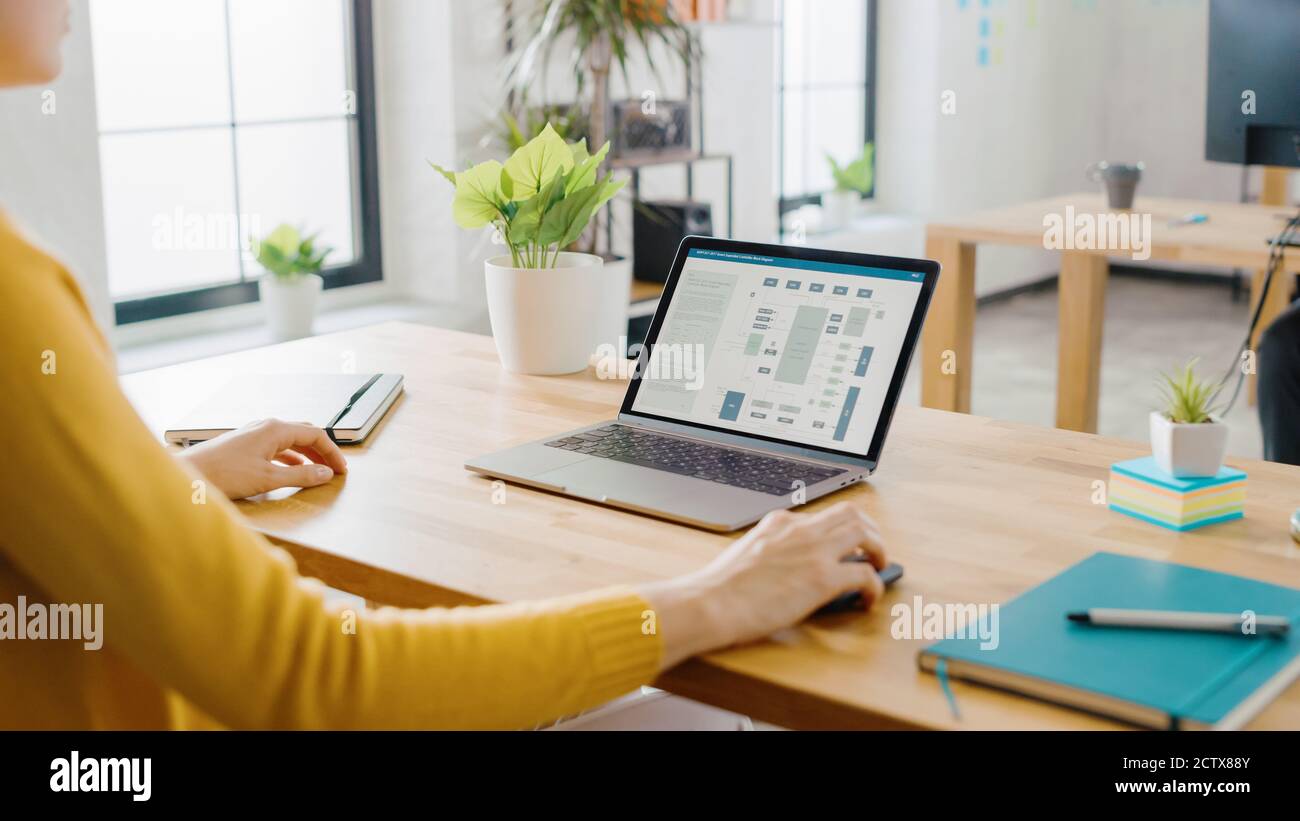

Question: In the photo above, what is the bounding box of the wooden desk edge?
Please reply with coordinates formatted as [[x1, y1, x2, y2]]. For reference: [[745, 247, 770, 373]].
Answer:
[[270, 532, 934, 729]]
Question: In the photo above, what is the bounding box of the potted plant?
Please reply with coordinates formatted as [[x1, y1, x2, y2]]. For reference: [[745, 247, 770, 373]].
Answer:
[[433, 124, 625, 374], [1150, 358, 1229, 478], [822, 143, 874, 230], [252, 224, 332, 342]]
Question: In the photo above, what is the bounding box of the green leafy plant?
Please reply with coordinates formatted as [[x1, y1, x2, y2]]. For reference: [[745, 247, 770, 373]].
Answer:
[[1156, 358, 1226, 424], [251, 224, 332, 280], [827, 143, 875, 195], [431, 124, 625, 269]]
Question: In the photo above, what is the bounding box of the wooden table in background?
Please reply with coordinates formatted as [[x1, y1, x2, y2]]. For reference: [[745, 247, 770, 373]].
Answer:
[[122, 322, 1300, 729], [924, 193, 1300, 433], [630, 278, 665, 303]]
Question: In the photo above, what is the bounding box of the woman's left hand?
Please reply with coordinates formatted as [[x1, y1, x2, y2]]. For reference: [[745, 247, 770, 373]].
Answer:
[[177, 419, 349, 500]]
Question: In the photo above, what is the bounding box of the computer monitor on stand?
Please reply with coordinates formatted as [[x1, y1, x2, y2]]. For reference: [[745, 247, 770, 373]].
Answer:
[[1205, 0, 1300, 174]]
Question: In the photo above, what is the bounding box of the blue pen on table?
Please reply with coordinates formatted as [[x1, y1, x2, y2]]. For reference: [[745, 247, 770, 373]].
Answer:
[[1169, 212, 1209, 227]]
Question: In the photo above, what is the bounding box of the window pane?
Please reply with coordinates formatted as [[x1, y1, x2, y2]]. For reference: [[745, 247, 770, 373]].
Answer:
[[783, 87, 864, 198], [228, 0, 351, 123], [803, 0, 866, 86], [806, 88, 865, 194], [236, 119, 357, 271], [99, 129, 241, 299], [782, 90, 807, 195], [89, 0, 231, 131], [782, 0, 809, 88], [783, 0, 865, 88]]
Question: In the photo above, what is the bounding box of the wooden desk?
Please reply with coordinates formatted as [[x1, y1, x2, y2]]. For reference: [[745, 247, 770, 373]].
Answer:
[[924, 193, 1300, 433], [121, 322, 1300, 730], [630, 278, 666, 303]]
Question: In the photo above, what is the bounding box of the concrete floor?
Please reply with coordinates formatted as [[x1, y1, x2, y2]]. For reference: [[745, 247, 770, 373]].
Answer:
[[897, 274, 1266, 460]]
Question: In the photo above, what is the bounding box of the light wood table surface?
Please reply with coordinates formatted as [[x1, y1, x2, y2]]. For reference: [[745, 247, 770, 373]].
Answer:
[[924, 193, 1300, 433], [122, 321, 1300, 730]]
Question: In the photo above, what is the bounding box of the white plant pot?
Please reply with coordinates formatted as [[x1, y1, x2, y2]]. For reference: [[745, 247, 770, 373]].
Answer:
[[260, 273, 322, 342], [594, 255, 633, 356], [821, 190, 860, 230], [1149, 411, 1229, 478], [485, 252, 612, 375]]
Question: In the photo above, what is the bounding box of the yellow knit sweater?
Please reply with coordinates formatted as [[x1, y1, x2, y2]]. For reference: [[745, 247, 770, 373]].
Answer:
[[0, 212, 661, 729]]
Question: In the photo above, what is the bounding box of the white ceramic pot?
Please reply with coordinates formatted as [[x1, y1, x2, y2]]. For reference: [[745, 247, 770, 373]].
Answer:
[[260, 273, 322, 342], [594, 255, 632, 356], [1149, 410, 1229, 478], [485, 252, 611, 375], [821, 190, 860, 230]]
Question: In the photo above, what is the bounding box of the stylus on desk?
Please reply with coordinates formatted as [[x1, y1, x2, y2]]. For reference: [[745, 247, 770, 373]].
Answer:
[[1066, 608, 1291, 637]]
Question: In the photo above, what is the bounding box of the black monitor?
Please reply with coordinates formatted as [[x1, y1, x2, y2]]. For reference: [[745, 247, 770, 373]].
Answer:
[[1205, 0, 1300, 168]]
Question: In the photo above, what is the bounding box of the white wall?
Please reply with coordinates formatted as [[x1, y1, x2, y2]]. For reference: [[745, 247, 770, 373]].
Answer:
[[0, 0, 111, 328], [873, 0, 1111, 294], [870, 0, 1248, 294], [1096, 0, 1240, 201]]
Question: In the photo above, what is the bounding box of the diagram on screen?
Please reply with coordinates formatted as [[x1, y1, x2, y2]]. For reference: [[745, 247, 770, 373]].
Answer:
[[701, 278, 892, 446], [633, 254, 922, 454]]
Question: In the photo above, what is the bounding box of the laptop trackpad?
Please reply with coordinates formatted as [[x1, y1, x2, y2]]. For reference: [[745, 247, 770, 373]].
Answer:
[[535, 459, 685, 506]]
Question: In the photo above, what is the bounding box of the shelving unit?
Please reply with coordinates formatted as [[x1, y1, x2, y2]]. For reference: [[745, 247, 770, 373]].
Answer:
[[599, 26, 735, 294]]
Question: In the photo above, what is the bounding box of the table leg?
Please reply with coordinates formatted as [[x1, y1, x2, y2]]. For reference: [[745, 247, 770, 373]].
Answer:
[[921, 237, 976, 413], [1056, 251, 1108, 433], [1247, 266, 1294, 405]]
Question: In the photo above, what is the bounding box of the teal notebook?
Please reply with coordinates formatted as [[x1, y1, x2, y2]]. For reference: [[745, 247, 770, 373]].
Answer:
[[919, 553, 1300, 729]]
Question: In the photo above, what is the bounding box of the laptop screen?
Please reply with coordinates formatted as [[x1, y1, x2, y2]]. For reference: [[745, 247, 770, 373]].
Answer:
[[626, 246, 928, 458]]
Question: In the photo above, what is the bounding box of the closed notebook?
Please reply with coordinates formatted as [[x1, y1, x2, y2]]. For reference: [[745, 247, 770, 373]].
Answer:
[[165, 373, 404, 445], [919, 552, 1300, 730]]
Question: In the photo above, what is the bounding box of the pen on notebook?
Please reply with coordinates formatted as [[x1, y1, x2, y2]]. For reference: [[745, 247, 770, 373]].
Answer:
[[1066, 608, 1291, 637]]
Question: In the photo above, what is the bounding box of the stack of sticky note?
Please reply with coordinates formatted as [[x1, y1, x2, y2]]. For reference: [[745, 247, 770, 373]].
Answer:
[[1108, 456, 1246, 531]]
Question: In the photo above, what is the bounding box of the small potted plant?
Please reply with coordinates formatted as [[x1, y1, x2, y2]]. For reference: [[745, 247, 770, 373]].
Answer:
[[1150, 358, 1229, 478], [252, 224, 332, 342], [822, 143, 874, 230], [432, 124, 625, 375]]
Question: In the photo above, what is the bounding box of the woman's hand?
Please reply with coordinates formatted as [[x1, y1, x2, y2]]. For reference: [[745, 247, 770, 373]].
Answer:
[[177, 419, 349, 501], [638, 502, 887, 670]]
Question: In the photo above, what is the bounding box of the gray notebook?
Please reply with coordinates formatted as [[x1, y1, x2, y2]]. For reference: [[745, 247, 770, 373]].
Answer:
[[165, 373, 403, 445]]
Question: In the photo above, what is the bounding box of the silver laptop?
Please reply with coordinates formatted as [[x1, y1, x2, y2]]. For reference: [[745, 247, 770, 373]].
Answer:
[[466, 236, 939, 531]]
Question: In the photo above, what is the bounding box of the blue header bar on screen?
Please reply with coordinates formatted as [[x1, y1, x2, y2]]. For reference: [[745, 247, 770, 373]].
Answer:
[[687, 248, 925, 282]]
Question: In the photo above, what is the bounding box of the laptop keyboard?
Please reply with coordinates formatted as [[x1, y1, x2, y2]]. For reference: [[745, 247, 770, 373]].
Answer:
[[545, 424, 847, 496]]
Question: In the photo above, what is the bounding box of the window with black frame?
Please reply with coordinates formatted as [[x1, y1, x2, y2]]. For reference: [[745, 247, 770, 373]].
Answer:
[[89, 0, 381, 325], [776, 0, 876, 237]]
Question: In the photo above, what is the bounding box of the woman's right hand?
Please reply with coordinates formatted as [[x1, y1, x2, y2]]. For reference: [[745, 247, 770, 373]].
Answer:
[[638, 501, 888, 670]]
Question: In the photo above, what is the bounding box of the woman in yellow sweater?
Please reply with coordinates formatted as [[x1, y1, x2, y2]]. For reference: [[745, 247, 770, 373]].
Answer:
[[0, 0, 888, 729]]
